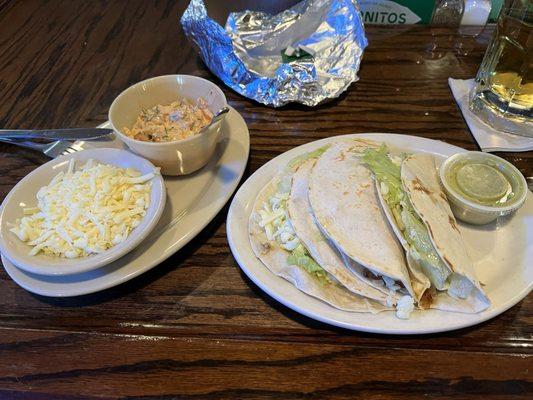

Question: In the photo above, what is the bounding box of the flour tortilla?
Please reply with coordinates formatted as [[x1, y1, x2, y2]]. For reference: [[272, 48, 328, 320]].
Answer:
[[287, 158, 392, 306], [400, 154, 490, 312], [249, 172, 388, 313], [374, 180, 432, 305], [308, 142, 414, 298], [337, 250, 401, 301]]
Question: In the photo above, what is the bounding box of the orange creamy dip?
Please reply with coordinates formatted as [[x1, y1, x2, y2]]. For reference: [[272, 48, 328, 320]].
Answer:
[[124, 99, 213, 142]]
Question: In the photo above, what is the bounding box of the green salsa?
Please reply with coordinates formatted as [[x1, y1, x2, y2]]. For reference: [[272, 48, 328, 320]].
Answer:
[[444, 159, 516, 206]]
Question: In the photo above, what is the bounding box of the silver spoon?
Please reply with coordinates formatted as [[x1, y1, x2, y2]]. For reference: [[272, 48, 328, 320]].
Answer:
[[202, 107, 230, 132]]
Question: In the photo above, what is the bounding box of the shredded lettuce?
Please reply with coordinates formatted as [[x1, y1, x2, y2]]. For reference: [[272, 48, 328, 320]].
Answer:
[[287, 243, 328, 280], [277, 174, 292, 194], [400, 209, 449, 289], [362, 145, 451, 291], [362, 145, 404, 208], [278, 147, 329, 193], [287, 145, 329, 170], [260, 175, 329, 283]]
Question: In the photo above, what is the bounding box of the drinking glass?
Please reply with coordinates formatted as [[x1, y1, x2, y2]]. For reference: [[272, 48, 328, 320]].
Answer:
[[469, 0, 532, 137]]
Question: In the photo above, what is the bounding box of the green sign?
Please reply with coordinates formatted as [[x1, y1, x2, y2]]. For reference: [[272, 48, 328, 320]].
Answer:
[[359, 0, 435, 24]]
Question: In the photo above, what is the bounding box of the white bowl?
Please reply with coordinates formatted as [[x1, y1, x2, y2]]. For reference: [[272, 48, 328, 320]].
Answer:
[[109, 75, 227, 175], [0, 148, 166, 276]]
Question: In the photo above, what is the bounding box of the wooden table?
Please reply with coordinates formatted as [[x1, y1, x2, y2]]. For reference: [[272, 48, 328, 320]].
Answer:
[[0, 1, 531, 399]]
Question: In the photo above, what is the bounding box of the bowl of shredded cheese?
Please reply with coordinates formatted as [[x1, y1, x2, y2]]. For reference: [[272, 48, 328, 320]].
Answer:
[[109, 75, 227, 176], [0, 148, 166, 276]]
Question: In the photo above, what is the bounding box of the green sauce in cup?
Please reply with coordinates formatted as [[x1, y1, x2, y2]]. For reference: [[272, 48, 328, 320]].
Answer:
[[440, 152, 527, 225], [446, 161, 516, 206]]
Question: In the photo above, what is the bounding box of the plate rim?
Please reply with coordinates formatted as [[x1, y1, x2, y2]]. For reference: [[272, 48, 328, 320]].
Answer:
[[2, 106, 250, 297], [226, 133, 533, 334], [0, 148, 166, 276]]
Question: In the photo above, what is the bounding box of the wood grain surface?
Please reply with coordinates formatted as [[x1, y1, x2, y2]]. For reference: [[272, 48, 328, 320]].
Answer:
[[0, 0, 531, 399]]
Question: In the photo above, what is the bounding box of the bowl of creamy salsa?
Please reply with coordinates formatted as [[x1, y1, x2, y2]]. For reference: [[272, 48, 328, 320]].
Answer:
[[124, 98, 213, 142], [109, 75, 227, 175]]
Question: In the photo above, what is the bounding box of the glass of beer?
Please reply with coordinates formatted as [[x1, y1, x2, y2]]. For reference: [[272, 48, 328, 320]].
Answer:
[[469, 0, 532, 137]]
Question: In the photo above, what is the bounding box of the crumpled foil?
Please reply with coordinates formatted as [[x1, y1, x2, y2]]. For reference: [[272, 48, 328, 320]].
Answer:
[[181, 0, 367, 107]]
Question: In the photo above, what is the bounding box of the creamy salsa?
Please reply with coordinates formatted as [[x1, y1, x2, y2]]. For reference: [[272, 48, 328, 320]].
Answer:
[[124, 98, 213, 142]]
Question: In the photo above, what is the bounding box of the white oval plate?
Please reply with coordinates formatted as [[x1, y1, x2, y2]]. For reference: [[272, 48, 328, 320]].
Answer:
[[2, 107, 249, 296], [226, 134, 533, 334], [0, 148, 166, 276]]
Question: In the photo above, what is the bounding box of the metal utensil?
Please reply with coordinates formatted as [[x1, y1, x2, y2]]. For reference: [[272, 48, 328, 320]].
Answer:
[[0, 138, 85, 158], [200, 107, 229, 133], [0, 128, 113, 141]]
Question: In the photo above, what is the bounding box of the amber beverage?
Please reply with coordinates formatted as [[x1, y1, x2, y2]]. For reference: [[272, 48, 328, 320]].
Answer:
[[470, 0, 532, 137]]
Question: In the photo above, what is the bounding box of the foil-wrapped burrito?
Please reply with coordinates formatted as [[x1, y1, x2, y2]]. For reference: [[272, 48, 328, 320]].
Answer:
[[181, 0, 367, 107]]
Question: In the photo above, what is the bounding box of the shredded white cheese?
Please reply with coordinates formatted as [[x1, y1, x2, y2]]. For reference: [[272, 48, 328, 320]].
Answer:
[[258, 191, 300, 251], [10, 159, 158, 258]]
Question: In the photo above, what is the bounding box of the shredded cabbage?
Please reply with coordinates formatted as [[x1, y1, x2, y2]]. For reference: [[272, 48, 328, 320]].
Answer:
[[362, 145, 451, 291]]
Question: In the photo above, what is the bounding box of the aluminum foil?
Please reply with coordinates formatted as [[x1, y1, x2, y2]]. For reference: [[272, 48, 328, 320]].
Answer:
[[181, 0, 367, 107]]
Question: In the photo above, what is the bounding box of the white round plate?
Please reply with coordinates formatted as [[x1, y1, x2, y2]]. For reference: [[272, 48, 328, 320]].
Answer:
[[226, 133, 533, 334], [2, 106, 249, 296], [0, 148, 166, 276]]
